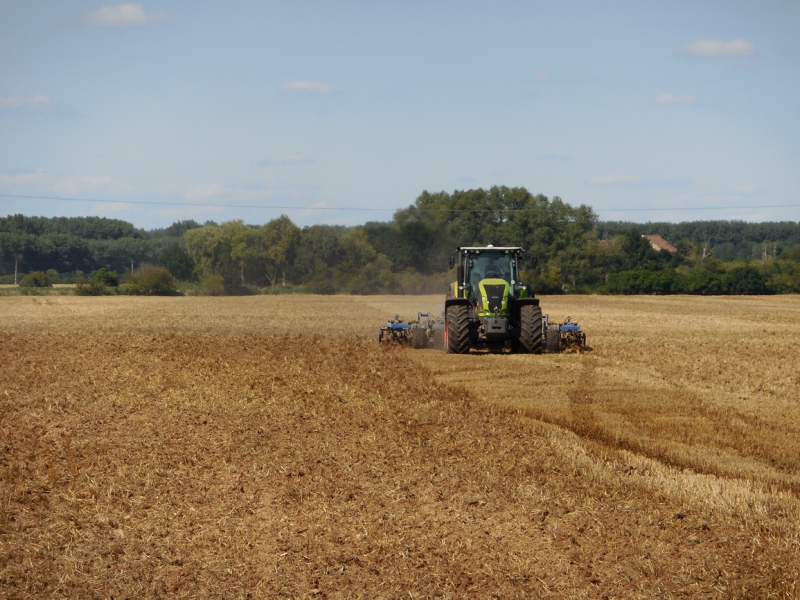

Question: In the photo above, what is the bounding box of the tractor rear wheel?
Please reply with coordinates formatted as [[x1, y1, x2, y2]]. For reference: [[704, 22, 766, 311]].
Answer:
[[446, 305, 471, 354], [519, 305, 543, 354]]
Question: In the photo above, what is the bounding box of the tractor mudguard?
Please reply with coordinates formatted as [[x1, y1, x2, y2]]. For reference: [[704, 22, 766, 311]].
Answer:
[[445, 297, 471, 311], [515, 297, 540, 307]]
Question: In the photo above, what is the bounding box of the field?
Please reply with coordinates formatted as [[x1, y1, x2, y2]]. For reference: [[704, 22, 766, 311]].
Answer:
[[1, 294, 799, 598]]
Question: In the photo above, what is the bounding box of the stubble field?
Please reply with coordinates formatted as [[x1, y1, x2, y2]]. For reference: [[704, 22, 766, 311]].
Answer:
[[1, 294, 799, 598]]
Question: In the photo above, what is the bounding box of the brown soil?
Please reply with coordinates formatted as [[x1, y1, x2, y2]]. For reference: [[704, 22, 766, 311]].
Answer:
[[1, 295, 798, 598]]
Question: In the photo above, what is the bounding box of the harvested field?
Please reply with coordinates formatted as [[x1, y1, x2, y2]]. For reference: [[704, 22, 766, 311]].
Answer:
[[1, 295, 799, 598]]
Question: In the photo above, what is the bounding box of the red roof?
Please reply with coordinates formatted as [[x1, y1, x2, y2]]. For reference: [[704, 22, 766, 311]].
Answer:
[[643, 234, 677, 253]]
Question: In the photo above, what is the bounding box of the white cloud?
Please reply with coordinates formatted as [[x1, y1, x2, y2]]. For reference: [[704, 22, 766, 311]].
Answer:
[[0, 170, 51, 187], [587, 174, 691, 187], [258, 154, 315, 167], [656, 93, 698, 105], [0, 95, 52, 108], [534, 154, 571, 162], [184, 183, 317, 206], [282, 81, 332, 94], [87, 4, 166, 27], [684, 39, 755, 58], [735, 183, 758, 195], [53, 175, 130, 194], [741, 212, 770, 222], [586, 174, 639, 186], [186, 183, 226, 200], [0, 96, 21, 108], [0, 171, 138, 198]]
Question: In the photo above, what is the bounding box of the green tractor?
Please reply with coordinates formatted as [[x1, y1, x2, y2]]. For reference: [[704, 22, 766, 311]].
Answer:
[[445, 246, 542, 354]]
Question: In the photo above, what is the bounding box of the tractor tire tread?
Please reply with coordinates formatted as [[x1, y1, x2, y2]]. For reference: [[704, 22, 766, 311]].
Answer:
[[520, 305, 543, 354], [447, 305, 471, 354]]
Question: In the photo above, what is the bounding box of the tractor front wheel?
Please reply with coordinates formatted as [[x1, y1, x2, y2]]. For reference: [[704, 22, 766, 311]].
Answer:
[[519, 305, 543, 354], [446, 305, 471, 354]]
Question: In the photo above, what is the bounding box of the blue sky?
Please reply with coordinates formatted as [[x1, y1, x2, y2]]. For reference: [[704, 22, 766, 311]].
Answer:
[[1, 1, 798, 230]]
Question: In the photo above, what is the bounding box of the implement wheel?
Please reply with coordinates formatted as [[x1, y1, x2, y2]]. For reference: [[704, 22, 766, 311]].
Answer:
[[446, 305, 470, 354], [546, 325, 561, 353], [519, 305, 543, 354], [433, 328, 445, 351], [411, 327, 427, 349]]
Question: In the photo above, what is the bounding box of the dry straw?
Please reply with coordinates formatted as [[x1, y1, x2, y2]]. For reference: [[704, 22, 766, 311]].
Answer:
[[1, 295, 798, 597]]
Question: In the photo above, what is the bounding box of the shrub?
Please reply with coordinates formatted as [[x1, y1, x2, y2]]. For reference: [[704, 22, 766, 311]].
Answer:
[[74, 269, 122, 295], [94, 268, 119, 287], [75, 279, 109, 296], [606, 269, 676, 294], [722, 266, 768, 295], [19, 271, 52, 288], [201, 274, 226, 296], [305, 264, 338, 295], [127, 265, 178, 296]]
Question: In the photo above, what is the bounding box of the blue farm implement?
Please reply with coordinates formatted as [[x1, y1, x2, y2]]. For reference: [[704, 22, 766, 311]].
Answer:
[[379, 311, 586, 353], [543, 316, 587, 353], [379, 313, 446, 349]]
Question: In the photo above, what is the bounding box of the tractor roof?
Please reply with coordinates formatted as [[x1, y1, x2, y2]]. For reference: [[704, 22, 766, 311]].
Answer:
[[457, 246, 524, 253]]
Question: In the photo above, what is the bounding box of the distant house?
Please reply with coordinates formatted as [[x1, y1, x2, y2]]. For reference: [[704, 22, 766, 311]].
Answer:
[[643, 234, 677, 254]]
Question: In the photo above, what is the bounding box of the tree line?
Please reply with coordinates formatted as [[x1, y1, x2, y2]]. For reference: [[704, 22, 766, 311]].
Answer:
[[2, 187, 800, 294]]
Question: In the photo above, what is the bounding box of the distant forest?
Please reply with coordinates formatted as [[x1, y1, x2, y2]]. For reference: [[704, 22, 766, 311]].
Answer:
[[2, 186, 800, 294]]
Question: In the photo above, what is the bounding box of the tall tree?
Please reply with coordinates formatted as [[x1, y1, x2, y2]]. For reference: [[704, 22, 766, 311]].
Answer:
[[260, 215, 301, 287], [184, 222, 241, 288], [231, 225, 267, 285]]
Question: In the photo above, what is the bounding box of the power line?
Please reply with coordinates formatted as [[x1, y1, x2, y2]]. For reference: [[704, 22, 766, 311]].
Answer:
[[0, 192, 797, 214]]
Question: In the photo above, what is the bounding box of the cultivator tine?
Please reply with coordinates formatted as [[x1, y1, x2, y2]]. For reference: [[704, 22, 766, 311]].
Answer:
[[542, 315, 587, 353], [379, 313, 445, 349]]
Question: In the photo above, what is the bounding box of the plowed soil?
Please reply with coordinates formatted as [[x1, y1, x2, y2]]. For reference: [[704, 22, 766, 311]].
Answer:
[[1, 295, 798, 598]]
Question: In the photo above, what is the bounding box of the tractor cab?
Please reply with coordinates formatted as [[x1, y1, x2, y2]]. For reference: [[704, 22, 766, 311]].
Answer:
[[448, 246, 532, 309], [445, 246, 541, 353]]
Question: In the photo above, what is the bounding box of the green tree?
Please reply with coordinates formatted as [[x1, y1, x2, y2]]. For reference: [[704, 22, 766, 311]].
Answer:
[[338, 229, 376, 275], [260, 215, 301, 287], [293, 224, 345, 283], [184, 222, 241, 290], [231, 225, 267, 286], [150, 219, 202, 239], [0, 231, 30, 284], [159, 245, 195, 281]]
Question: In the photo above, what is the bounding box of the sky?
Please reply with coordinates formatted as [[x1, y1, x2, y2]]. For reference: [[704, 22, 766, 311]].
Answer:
[[1, 1, 798, 230]]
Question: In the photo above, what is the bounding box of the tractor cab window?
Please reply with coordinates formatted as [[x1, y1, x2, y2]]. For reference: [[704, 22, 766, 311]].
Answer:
[[471, 253, 513, 286]]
